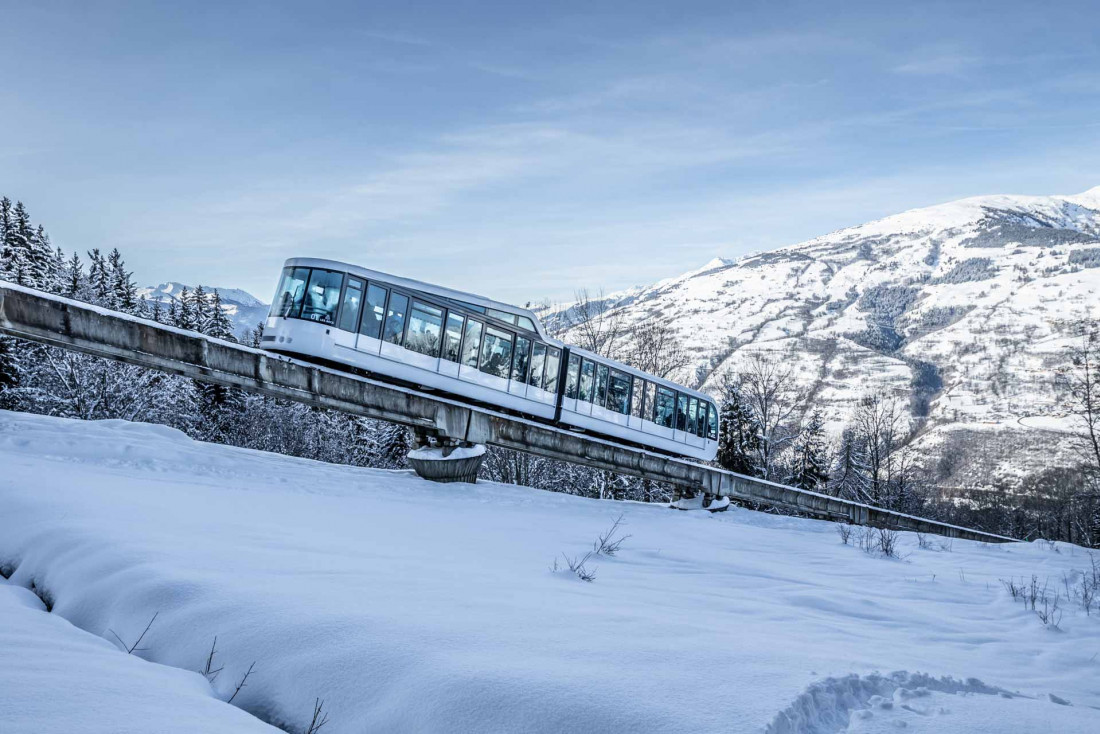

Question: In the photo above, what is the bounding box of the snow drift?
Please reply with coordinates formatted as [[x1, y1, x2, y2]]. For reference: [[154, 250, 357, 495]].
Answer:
[[0, 410, 1098, 732]]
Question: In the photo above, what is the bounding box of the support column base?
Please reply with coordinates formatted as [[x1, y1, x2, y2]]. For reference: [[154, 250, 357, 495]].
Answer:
[[670, 493, 731, 512], [407, 444, 486, 483]]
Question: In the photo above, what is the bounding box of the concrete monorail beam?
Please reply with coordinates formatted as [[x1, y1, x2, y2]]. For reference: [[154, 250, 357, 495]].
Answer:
[[0, 282, 1015, 544]]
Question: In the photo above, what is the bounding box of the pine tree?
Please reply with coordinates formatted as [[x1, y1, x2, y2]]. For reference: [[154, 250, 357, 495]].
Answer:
[[247, 322, 264, 348], [829, 427, 872, 502], [376, 423, 411, 468], [0, 335, 19, 403], [207, 290, 235, 341], [175, 288, 196, 330], [717, 388, 762, 476], [789, 409, 830, 491], [86, 249, 111, 305], [107, 248, 137, 312], [64, 252, 84, 298], [150, 298, 163, 323], [0, 197, 12, 269], [191, 285, 209, 333], [2, 200, 33, 286], [49, 246, 66, 295], [29, 224, 56, 291]]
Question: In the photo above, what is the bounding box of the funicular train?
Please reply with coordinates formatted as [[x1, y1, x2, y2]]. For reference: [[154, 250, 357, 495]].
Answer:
[[262, 258, 718, 462]]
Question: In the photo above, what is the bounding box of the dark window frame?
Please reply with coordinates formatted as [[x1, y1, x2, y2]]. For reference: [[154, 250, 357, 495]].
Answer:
[[336, 276, 366, 333], [479, 324, 515, 379], [405, 299, 445, 358], [512, 334, 532, 383]]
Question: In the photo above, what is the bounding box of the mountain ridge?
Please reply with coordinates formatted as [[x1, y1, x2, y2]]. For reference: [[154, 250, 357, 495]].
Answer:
[[137, 282, 269, 339], [554, 185, 1100, 490]]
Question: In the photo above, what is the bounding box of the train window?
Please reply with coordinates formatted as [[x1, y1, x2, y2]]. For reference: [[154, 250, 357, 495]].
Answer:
[[707, 403, 719, 440], [630, 378, 644, 418], [607, 370, 631, 415], [512, 335, 531, 382], [528, 342, 546, 388], [480, 326, 513, 379], [687, 397, 698, 436], [676, 394, 689, 432], [579, 359, 596, 402], [458, 300, 485, 314], [407, 301, 443, 357], [564, 353, 580, 398], [360, 284, 388, 339], [382, 292, 409, 346], [517, 316, 536, 332], [336, 277, 364, 332], [544, 348, 561, 393], [461, 319, 483, 367], [595, 364, 609, 407], [300, 269, 343, 325], [698, 403, 708, 438], [442, 312, 464, 362], [272, 266, 310, 319], [486, 308, 517, 325], [655, 386, 676, 428], [645, 381, 657, 422]]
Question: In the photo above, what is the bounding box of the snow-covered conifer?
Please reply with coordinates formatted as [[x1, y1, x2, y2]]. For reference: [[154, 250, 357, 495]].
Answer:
[[788, 409, 830, 491], [107, 248, 137, 312]]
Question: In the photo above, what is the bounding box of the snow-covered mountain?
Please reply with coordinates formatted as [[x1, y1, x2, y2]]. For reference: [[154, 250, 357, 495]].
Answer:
[[554, 186, 1100, 489], [138, 282, 269, 339]]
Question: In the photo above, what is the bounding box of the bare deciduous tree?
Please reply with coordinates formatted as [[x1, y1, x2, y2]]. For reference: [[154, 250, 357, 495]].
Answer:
[[735, 353, 800, 480], [626, 321, 690, 379], [853, 393, 906, 503], [1069, 326, 1100, 477], [570, 288, 625, 359]]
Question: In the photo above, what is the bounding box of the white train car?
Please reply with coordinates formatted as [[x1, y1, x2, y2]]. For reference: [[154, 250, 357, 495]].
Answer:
[[262, 258, 718, 461]]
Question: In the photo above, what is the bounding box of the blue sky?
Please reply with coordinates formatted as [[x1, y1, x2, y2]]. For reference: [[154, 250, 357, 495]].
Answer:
[[2, 1, 1099, 304]]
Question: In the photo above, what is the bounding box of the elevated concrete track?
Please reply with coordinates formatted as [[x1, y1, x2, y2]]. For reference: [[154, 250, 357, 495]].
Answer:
[[0, 282, 1014, 543]]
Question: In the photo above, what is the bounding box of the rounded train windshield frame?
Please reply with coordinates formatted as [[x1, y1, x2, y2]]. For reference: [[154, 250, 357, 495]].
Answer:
[[262, 257, 719, 462]]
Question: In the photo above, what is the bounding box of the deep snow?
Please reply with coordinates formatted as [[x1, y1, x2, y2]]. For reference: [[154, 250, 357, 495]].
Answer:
[[0, 579, 278, 733], [1, 410, 1098, 733]]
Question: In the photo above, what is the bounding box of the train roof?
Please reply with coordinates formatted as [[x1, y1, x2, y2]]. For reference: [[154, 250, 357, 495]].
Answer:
[[284, 257, 555, 342], [282, 257, 714, 403]]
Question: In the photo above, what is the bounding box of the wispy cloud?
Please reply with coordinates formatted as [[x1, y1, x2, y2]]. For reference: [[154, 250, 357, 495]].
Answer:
[[893, 53, 983, 76]]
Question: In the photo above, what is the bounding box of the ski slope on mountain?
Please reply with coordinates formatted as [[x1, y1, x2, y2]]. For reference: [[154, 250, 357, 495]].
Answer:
[[550, 186, 1100, 489], [1, 410, 1098, 733]]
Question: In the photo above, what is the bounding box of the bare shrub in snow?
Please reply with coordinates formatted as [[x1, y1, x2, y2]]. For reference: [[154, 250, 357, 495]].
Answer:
[[201, 637, 224, 683], [1001, 574, 1069, 629], [305, 698, 330, 734], [1001, 578, 1023, 602], [876, 528, 900, 559], [1062, 555, 1099, 616], [593, 514, 630, 556], [836, 523, 853, 545], [561, 551, 597, 582], [109, 611, 158, 654], [1035, 594, 1062, 628], [227, 661, 256, 704], [856, 527, 877, 555], [850, 526, 901, 559], [916, 533, 934, 550], [937, 538, 954, 553]]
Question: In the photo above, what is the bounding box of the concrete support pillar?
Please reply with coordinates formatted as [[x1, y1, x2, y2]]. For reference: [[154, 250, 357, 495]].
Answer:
[[406, 428, 485, 484]]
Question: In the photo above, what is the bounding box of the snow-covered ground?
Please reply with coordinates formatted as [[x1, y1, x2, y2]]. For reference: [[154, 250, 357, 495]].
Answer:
[[1, 410, 1099, 733], [0, 579, 278, 733]]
